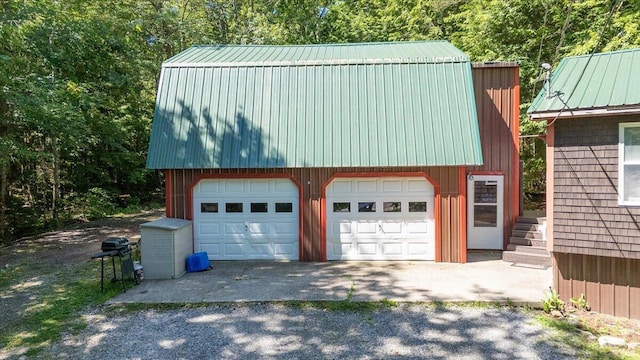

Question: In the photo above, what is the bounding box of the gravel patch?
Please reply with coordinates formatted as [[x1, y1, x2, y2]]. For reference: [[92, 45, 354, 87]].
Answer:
[[44, 304, 574, 359]]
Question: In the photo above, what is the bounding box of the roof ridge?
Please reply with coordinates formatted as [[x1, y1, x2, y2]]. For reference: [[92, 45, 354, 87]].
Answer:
[[189, 41, 451, 49]]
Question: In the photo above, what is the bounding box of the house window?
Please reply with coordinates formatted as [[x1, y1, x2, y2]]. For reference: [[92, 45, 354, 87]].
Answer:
[[619, 123, 640, 205]]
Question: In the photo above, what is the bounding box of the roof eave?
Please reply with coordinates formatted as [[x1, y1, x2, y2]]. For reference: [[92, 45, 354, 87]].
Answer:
[[529, 105, 640, 121], [162, 57, 470, 68]]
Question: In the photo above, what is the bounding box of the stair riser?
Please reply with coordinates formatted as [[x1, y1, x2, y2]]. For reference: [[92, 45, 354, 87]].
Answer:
[[502, 252, 552, 267], [516, 217, 546, 225], [509, 237, 546, 248], [514, 224, 544, 232], [506, 244, 549, 256], [512, 230, 543, 239]]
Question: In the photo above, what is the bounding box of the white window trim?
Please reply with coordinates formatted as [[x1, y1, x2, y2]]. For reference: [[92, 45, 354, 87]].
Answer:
[[619, 122, 640, 206]]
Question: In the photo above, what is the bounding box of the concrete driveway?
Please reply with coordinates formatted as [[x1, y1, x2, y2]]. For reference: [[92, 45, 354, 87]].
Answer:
[[109, 252, 552, 305]]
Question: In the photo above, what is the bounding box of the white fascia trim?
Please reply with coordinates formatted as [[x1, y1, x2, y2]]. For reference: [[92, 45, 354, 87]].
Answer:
[[530, 107, 640, 120], [161, 57, 469, 68]]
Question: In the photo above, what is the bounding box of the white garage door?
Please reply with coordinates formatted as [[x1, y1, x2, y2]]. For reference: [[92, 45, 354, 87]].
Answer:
[[326, 177, 435, 260], [193, 178, 299, 260]]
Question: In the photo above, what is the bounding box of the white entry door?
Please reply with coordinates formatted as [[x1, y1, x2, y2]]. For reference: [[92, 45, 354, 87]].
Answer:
[[467, 175, 504, 249], [326, 177, 435, 260], [193, 178, 299, 260]]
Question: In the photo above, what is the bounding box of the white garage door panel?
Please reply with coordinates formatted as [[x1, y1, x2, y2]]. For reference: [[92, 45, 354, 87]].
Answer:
[[200, 223, 220, 234], [326, 177, 435, 261], [194, 178, 299, 260], [274, 222, 296, 234], [382, 243, 403, 255], [201, 244, 220, 256], [381, 222, 402, 233]]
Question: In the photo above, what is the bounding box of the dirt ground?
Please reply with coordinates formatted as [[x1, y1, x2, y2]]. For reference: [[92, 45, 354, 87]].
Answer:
[[0, 209, 163, 268]]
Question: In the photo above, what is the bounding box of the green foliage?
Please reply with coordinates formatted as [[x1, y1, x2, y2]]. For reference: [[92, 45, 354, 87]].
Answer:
[[534, 314, 620, 360], [65, 188, 116, 221], [2, 0, 640, 240], [570, 293, 591, 312], [542, 288, 565, 314]]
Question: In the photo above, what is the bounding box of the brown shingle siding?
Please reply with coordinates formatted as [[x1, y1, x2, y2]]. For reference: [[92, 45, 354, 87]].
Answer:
[[553, 115, 640, 259]]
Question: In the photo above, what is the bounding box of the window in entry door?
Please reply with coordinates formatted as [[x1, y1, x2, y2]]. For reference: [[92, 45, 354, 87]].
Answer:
[[473, 181, 497, 227]]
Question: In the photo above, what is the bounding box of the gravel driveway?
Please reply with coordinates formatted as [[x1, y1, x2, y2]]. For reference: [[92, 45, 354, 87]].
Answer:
[[46, 303, 573, 359]]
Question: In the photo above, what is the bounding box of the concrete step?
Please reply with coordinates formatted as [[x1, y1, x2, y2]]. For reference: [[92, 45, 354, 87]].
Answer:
[[503, 251, 551, 267], [512, 230, 543, 240], [509, 237, 547, 248], [516, 217, 546, 225], [507, 244, 549, 256], [514, 223, 544, 232]]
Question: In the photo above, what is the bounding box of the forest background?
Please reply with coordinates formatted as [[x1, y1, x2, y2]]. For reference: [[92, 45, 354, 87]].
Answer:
[[1, 0, 639, 242]]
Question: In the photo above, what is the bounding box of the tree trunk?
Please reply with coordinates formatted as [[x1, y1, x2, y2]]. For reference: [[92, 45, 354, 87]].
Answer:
[[0, 160, 7, 239], [0, 98, 8, 239], [52, 136, 60, 220]]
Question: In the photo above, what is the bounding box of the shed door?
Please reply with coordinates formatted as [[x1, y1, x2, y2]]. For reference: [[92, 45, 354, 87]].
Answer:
[[193, 178, 299, 260], [326, 177, 435, 260], [467, 175, 504, 249]]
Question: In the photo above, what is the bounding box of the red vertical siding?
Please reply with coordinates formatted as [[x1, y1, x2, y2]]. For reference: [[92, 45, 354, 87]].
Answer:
[[471, 63, 520, 249], [165, 166, 466, 262]]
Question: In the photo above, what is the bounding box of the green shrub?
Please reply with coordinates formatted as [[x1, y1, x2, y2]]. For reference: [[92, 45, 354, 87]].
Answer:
[[570, 294, 590, 312], [542, 288, 564, 314]]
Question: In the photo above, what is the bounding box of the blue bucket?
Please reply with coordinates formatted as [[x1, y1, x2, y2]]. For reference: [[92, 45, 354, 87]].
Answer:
[[186, 252, 210, 273]]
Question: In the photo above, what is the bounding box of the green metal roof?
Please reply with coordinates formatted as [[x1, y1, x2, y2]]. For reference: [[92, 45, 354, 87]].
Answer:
[[164, 42, 469, 66], [528, 48, 640, 119], [147, 42, 483, 169]]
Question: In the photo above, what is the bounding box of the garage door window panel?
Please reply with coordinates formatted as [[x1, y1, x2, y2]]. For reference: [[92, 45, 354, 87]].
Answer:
[[409, 202, 427, 212], [201, 203, 219, 213], [226, 203, 243, 213], [333, 202, 351, 212], [358, 202, 376, 212], [383, 202, 401, 212], [251, 203, 268, 213], [275, 202, 293, 213]]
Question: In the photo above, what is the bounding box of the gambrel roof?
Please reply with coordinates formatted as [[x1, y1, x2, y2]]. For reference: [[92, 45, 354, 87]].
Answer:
[[147, 42, 483, 169]]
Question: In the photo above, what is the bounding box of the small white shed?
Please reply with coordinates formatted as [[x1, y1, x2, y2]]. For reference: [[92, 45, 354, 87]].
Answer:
[[140, 218, 193, 279]]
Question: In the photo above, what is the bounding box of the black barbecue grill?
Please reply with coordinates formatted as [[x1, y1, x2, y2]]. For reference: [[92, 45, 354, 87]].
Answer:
[[91, 237, 138, 292], [101, 237, 131, 252]]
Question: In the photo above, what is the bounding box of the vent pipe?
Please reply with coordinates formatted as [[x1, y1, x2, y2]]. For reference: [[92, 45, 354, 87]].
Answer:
[[541, 63, 552, 98]]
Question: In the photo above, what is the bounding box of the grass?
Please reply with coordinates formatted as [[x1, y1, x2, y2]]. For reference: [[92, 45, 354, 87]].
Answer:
[[0, 258, 134, 357], [534, 314, 640, 360]]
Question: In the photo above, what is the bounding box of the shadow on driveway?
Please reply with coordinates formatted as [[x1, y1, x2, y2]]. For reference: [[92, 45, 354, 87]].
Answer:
[[109, 253, 551, 305]]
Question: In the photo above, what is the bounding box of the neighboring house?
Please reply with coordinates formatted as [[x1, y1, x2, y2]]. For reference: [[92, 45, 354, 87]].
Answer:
[[147, 42, 520, 263], [528, 48, 640, 319]]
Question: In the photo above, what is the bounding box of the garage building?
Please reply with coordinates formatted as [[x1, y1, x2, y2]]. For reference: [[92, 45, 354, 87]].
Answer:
[[147, 42, 520, 263]]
